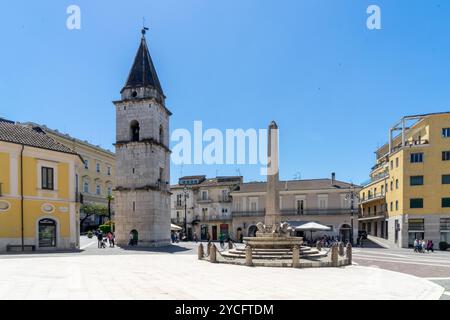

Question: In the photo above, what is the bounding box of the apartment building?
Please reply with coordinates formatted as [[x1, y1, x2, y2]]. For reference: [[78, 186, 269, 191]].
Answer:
[[22, 123, 116, 231], [170, 176, 243, 240], [231, 175, 360, 243], [359, 112, 450, 248]]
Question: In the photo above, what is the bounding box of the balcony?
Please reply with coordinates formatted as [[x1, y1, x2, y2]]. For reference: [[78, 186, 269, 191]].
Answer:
[[173, 201, 184, 209], [358, 211, 388, 221], [194, 214, 233, 222], [371, 161, 388, 172], [197, 197, 212, 203], [232, 210, 266, 218], [218, 196, 232, 203], [280, 209, 359, 216], [391, 139, 429, 153], [360, 192, 386, 205]]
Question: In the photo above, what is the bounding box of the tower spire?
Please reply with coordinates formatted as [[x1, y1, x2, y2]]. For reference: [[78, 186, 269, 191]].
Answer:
[[121, 27, 164, 96]]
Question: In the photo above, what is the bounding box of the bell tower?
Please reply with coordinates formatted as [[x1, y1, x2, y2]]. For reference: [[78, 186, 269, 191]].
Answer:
[[113, 28, 171, 247]]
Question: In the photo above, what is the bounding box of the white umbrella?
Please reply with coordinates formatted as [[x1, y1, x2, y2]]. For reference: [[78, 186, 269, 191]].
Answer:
[[171, 224, 182, 231], [294, 222, 331, 242]]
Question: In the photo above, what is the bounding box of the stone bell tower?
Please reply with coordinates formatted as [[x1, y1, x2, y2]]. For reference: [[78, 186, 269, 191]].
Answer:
[[113, 28, 171, 247]]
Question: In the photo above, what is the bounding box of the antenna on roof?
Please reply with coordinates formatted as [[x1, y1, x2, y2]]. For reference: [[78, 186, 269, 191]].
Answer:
[[142, 17, 149, 36]]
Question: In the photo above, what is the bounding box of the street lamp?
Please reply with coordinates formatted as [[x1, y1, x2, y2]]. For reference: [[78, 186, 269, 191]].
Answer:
[[345, 183, 360, 245], [183, 186, 190, 240]]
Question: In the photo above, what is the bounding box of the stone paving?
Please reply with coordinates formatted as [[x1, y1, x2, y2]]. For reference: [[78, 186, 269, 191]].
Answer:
[[0, 241, 444, 300]]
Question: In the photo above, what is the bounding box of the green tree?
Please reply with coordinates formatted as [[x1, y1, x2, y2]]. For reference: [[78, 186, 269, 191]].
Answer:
[[80, 203, 108, 229]]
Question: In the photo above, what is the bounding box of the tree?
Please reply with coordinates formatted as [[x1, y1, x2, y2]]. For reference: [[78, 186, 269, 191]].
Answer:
[[80, 203, 108, 230]]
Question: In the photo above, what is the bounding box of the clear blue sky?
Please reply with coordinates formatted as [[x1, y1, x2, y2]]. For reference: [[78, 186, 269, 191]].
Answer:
[[1, 0, 450, 184]]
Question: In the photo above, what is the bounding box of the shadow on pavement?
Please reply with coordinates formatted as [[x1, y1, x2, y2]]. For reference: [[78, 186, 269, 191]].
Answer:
[[120, 244, 191, 254]]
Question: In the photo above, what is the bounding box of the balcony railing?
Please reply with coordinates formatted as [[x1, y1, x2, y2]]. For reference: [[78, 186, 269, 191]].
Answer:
[[197, 197, 212, 203], [199, 215, 233, 222], [173, 201, 184, 209], [358, 210, 388, 219], [218, 196, 231, 203], [280, 209, 359, 216], [391, 139, 429, 153], [232, 210, 266, 217], [360, 192, 386, 204]]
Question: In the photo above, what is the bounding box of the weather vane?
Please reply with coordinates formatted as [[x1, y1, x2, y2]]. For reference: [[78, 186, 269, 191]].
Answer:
[[142, 17, 149, 35]]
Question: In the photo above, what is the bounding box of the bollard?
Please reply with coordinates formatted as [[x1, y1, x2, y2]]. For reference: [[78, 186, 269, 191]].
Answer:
[[292, 245, 300, 268], [346, 243, 353, 265], [245, 245, 253, 267], [331, 244, 339, 267], [210, 244, 217, 263], [198, 243, 204, 260], [228, 240, 233, 250], [339, 242, 345, 256], [206, 242, 211, 256]]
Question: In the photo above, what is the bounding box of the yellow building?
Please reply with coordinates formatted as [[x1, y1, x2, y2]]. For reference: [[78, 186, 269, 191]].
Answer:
[[21, 122, 116, 232], [0, 120, 83, 252], [359, 112, 450, 248]]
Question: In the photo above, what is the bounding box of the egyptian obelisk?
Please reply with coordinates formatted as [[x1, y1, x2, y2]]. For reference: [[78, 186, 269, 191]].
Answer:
[[265, 121, 280, 227]]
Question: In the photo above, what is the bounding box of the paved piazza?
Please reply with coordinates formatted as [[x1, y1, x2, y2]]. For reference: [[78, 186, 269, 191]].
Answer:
[[0, 237, 447, 300]]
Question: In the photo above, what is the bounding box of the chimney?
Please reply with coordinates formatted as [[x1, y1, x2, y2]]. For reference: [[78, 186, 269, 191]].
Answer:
[[331, 172, 336, 185]]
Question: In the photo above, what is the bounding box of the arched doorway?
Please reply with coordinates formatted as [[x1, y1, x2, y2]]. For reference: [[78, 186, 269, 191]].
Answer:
[[38, 219, 57, 248], [339, 224, 352, 243], [248, 225, 258, 237], [129, 230, 138, 246]]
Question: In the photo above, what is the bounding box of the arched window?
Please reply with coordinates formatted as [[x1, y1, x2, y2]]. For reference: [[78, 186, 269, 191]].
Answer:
[[130, 120, 140, 142], [159, 125, 164, 144], [96, 185, 101, 195], [83, 182, 89, 193]]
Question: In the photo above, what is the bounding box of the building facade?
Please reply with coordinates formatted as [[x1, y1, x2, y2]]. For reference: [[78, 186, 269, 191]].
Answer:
[[171, 175, 359, 242], [359, 112, 450, 248], [21, 123, 116, 231], [171, 176, 243, 241], [0, 120, 82, 252], [114, 30, 171, 247], [231, 176, 360, 243]]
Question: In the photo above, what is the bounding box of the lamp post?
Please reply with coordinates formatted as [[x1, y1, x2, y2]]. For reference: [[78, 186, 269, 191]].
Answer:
[[345, 183, 360, 245], [183, 186, 190, 240]]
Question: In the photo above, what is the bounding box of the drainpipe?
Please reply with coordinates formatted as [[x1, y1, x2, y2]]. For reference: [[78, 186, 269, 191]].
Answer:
[[20, 145, 25, 252]]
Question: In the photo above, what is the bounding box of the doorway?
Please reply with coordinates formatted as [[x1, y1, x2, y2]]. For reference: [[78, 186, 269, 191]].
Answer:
[[212, 226, 218, 241], [38, 219, 57, 248]]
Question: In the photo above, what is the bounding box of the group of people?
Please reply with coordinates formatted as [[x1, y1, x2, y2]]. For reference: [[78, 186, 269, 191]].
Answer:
[[413, 239, 434, 253], [95, 230, 115, 249]]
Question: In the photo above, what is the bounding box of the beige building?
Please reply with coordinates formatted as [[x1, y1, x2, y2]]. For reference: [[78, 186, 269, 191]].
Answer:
[[231, 175, 361, 243], [171, 176, 243, 240], [22, 123, 115, 231]]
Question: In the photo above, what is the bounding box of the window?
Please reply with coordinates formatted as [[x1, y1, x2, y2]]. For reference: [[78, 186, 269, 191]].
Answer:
[[201, 191, 208, 200], [396, 179, 399, 189], [409, 219, 425, 231], [442, 128, 450, 138], [84, 160, 89, 169], [96, 185, 101, 195], [133, 202, 136, 212], [396, 158, 399, 168], [107, 166, 111, 176], [130, 120, 140, 142], [442, 175, 450, 184], [410, 153, 423, 163], [96, 163, 101, 173], [410, 198, 424, 209], [176, 194, 183, 206], [107, 187, 112, 196], [390, 202, 393, 212], [296, 199, 305, 214], [83, 182, 89, 193], [410, 176, 424, 186], [442, 151, 450, 161], [441, 218, 450, 243], [390, 181, 393, 191], [159, 125, 164, 144], [442, 198, 450, 208], [381, 185, 384, 195], [390, 161, 393, 170], [41, 167, 54, 190], [318, 195, 328, 209]]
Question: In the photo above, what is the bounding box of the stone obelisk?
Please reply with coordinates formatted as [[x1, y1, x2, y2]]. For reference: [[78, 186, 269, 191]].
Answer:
[[265, 121, 280, 227]]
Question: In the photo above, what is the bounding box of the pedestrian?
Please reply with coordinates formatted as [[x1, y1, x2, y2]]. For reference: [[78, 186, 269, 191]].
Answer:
[[239, 233, 244, 243], [110, 232, 115, 248], [421, 239, 427, 253], [129, 233, 134, 246], [413, 239, 418, 252], [171, 232, 176, 243], [97, 231, 103, 248], [193, 233, 198, 243], [427, 240, 434, 253]]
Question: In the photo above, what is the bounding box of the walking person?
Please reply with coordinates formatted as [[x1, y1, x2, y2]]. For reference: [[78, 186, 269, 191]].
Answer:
[[193, 233, 198, 243], [97, 231, 103, 249], [129, 233, 134, 246], [427, 240, 434, 253], [413, 239, 418, 252]]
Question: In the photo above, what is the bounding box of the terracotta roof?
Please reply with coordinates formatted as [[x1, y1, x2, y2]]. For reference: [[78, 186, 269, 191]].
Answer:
[[234, 179, 359, 193], [0, 121, 80, 156]]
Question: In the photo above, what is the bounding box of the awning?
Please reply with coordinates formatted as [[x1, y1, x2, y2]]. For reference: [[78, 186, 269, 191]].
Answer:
[[294, 222, 331, 231], [358, 215, 385, 222], [171, 224, 182, 231]]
